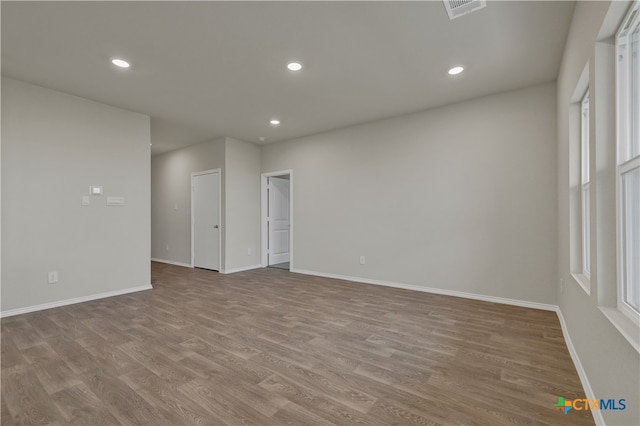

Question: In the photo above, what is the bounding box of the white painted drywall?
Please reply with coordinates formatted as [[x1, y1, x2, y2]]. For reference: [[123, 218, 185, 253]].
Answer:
[[557, 1, 639, 424], [151, 136, 261, 272], [1, 77, 150, 312], [1, 9, 3, 306], [151, 138, 225, 266], [262, 82, 558, 305], [224, 137, 261, 271]]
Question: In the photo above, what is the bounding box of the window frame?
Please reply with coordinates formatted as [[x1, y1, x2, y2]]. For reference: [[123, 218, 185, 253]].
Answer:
[[581, 91, 591, 279], [615, 0, 640, 324]]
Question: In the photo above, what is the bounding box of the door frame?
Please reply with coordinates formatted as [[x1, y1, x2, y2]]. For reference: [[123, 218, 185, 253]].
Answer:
[[261, 170, 293, 267], [191, 168, 222, 270]]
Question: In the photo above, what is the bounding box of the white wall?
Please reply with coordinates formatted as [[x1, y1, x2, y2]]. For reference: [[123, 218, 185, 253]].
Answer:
[[151, 138, 225, 266], [1, 77, 151, 313], [151, 136, 261, 272], [262, 82, 558, 305], [557, 1, 639, 424], [224, 137, 261, 271]]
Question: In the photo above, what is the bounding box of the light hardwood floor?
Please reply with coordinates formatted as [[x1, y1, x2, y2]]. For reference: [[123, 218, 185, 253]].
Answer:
[[1, 262, 594, 425]]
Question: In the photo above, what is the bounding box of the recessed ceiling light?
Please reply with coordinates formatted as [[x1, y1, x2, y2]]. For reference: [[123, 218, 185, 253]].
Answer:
[[259, 137, 266, 142], [111, 58, 130, 68], [270, 119, 281, 126], [287, 62, 303, 71], [448, 66, 464, 75]]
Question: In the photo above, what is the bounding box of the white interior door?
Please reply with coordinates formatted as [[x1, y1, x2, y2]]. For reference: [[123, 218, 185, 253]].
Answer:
[[192, 171, 220, 270], [268, 176, 290, 265]]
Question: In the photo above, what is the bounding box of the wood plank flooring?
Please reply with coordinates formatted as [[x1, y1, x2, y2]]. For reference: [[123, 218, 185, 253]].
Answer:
[[1, 262, 594, 425]]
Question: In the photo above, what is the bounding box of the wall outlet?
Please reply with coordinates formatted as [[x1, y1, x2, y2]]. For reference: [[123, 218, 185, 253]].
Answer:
[[247, 248, 252, 255], [359, 255, 366, 265], [165, 244, 169, 252], [48, 271, 58, 284], [174, 203, 178, 210]]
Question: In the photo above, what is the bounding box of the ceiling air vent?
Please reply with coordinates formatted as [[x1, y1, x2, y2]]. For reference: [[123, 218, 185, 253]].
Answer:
[[443, 0, 486, 20]]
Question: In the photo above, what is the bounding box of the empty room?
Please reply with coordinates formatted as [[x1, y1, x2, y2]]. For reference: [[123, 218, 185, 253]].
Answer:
[[1, 1, 639, 425]]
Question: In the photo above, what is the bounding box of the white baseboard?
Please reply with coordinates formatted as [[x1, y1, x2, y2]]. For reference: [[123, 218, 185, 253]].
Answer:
[[221, 264, 262, 274], [556, 309, 603, 426], [151, 258, 193, 268], [0, 284, 153, 318], [290, 268, 557, 311]]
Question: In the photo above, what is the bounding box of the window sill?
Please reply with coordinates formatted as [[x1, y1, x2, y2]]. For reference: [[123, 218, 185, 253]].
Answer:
[[599, 307, 640, 354], [571, 273, 591, 295]]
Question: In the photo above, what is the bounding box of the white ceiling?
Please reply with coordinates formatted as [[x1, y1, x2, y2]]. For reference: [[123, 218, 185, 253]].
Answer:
[[2, 1, 575, 155]]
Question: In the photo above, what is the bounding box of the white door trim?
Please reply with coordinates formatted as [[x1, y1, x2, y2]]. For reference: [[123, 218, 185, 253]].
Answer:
[[191, 168, 222, 269], [261, 170, 293, 268]]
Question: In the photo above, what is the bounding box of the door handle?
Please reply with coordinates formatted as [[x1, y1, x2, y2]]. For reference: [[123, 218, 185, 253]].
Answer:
[[213, 225, 219, 229]]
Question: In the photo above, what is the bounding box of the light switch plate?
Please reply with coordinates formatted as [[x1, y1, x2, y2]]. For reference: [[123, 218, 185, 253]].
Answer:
[[89, 186, 103, 195], [81, 195, 90, 206]]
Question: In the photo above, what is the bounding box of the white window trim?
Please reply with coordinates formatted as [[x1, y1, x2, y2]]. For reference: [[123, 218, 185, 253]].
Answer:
[[615, 0, 640, 326], [616, 2, 638, 165], [581, 181, 590, 279], [576, 90, 591, 293], [616, 156, 640, 323], [572, 272, 591, 296], [599, 307, 640, 353]]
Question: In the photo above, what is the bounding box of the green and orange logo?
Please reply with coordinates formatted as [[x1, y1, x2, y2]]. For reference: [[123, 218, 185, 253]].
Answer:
[[554, 397, 573, 414]]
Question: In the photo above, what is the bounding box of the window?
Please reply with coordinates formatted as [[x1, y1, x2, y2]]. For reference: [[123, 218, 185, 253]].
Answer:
[[581, 91, 591, 278], [569, 66, 590, 294], [616, 1, 640, 320]]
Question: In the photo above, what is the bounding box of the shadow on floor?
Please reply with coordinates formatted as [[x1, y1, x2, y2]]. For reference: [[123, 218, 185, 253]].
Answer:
[[269, 262, 289, 270]]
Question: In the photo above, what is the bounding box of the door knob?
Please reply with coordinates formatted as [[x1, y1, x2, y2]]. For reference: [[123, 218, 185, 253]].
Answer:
[[213, 225, 219, 229]]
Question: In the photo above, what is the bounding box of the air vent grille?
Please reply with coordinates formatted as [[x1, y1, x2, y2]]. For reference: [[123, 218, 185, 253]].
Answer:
[[443, 0, 487, 20]]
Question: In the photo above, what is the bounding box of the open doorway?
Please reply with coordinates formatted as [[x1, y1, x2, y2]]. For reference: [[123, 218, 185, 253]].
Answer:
[[261, 170, 292, 270]]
